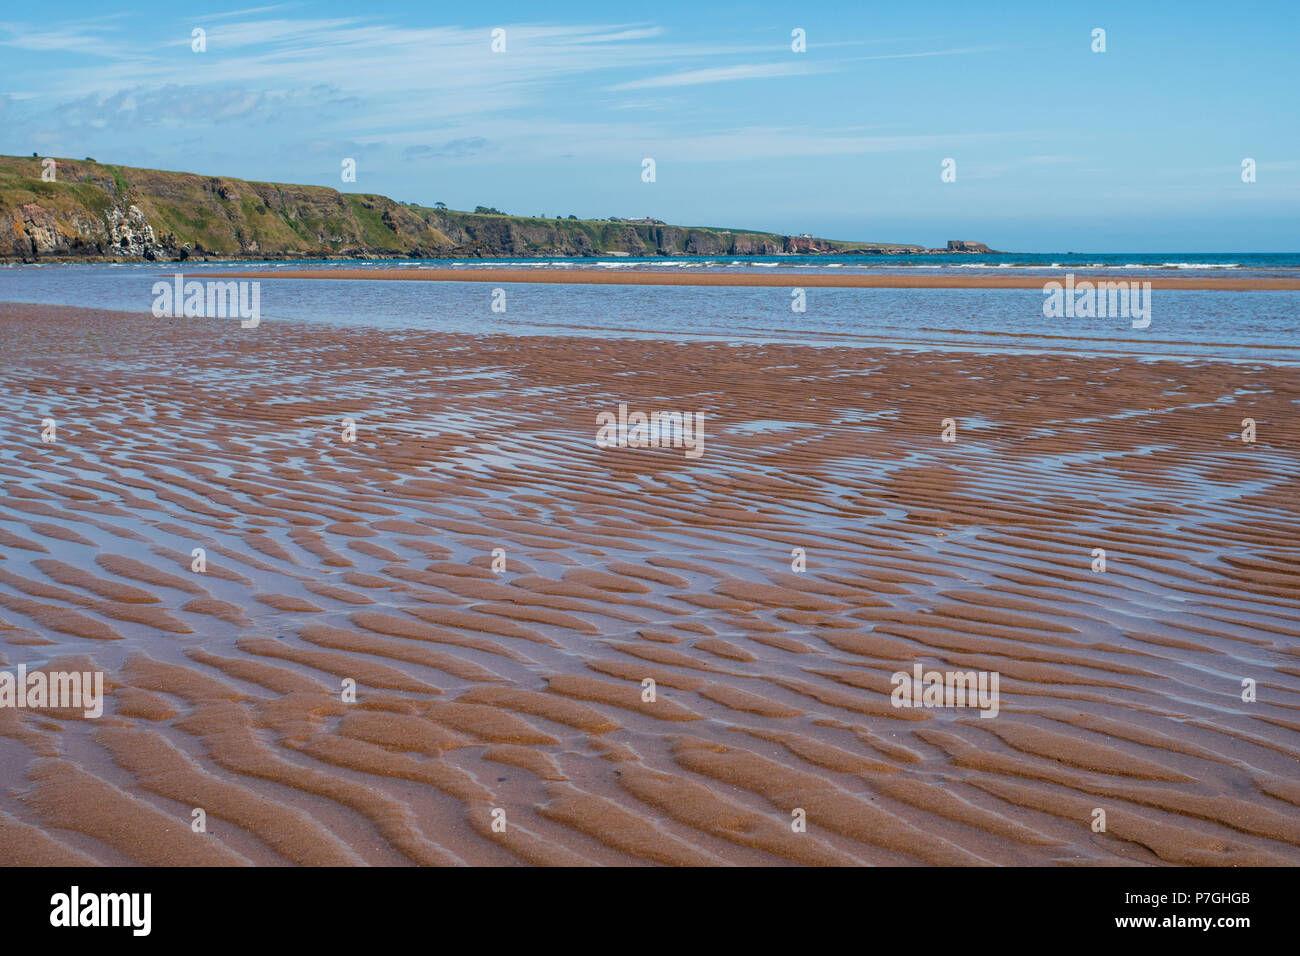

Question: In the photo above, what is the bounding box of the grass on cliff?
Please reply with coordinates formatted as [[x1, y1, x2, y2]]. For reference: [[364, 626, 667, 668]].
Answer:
[[1, 153, 905, 256]]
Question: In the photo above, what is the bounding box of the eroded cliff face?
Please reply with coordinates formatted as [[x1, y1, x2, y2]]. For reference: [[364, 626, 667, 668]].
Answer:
[[5, 200, 146, 258], [0, 154, 984, 261]]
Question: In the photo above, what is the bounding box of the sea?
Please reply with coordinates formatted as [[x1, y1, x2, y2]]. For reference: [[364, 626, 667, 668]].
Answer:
[[3, 253, 1298, 363]]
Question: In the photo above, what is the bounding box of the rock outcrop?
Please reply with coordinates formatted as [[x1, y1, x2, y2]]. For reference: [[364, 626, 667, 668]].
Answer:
[[946, 240, 994, 253]]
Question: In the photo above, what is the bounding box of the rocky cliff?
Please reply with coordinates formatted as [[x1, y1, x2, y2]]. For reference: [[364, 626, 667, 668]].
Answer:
[[0, 155, 993, 261]]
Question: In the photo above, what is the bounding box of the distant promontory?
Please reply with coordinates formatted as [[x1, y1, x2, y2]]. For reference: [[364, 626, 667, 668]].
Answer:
[[0, 155, 996, 262]]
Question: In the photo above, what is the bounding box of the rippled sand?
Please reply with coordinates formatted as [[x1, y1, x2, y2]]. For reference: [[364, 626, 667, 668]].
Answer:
[[1, 303, 1297, 866]]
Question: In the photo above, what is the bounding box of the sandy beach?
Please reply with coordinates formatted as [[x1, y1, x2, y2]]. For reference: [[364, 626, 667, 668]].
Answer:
[[1, 302, 1298, 866], [201, 268, 1300, 291]]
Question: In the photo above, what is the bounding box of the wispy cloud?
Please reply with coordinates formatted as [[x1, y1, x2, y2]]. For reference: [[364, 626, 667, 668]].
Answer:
[[404, 137, 491, 160], [0, 20, 129, 57], [606, 61, 825, 91], [600, 42, 989, 94], [0, 17, 1012, 180], [7, 17, 737, 113], [197, 4, 301, 22], [848, 46, 999, 62], [618, 127, 1014, 163]]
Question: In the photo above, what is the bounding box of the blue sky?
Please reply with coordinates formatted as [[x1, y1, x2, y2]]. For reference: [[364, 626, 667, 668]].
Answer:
[[2, 0, 1297, 251]]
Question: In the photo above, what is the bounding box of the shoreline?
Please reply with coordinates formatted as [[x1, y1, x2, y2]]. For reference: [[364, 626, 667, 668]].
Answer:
[[197, 268, 1300, 290], [6, 301, 1297, 365]]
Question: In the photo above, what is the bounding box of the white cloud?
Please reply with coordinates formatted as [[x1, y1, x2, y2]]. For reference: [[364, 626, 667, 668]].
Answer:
[[1, 14, 1012, 170], [0, 21, 130, 57], [606, 61, 825, 91], [847, 46, 998, 62]]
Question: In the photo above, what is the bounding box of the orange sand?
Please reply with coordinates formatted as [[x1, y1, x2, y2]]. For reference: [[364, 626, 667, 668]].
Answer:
[[0, 303, 1298, 866]]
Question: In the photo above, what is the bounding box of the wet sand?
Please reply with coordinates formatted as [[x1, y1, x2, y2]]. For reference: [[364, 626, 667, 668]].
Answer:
[[202, 268, 1300, 290], [1, 302, 1298, 866]]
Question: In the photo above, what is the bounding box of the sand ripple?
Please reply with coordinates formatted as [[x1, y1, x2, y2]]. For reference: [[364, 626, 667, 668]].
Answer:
[[0, 304, 1297, 866]]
